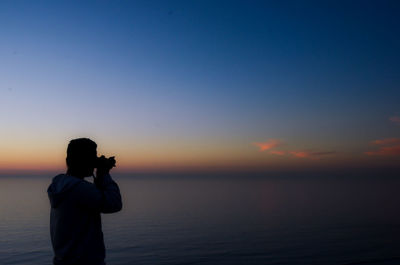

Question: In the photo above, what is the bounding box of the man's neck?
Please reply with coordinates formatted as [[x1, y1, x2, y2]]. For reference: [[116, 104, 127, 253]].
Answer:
[[66, 169, 89, 179]]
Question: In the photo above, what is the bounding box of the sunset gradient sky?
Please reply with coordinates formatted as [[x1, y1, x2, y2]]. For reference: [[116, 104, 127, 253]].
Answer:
[[1, 1, 399, 174]]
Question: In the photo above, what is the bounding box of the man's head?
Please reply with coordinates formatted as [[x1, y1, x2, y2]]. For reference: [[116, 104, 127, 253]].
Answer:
[[66, 138, 97, 178]]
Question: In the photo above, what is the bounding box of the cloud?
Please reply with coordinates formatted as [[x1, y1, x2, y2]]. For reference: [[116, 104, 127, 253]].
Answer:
[[269, 150, 286, 156], [289, 151, 309, 158], [389, 116, 400, 124], [365, 144, 400, 156], [252, 139, 335, 159], [371, 138, 400, 145], [366, 138, 400, 156], [289, 151, 335, 158], [253, 139, 282, 151]]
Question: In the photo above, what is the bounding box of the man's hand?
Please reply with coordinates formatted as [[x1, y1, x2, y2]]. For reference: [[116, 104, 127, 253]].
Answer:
[[95, 155, 116, 180]]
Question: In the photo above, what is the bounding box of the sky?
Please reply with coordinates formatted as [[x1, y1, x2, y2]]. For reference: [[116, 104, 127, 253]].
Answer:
[[0, 0, 399, 174]]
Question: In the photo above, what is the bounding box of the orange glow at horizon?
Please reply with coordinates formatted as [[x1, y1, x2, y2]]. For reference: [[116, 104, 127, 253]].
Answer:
[[0, 134, 399, 174]]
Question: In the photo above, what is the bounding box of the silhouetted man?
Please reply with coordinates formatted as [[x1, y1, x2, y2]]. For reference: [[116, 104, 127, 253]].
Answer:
[[47, 138, 122, 265]]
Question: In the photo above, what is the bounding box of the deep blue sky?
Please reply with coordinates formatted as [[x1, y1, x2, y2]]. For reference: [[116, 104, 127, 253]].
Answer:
[[1, 0, 399, 171]]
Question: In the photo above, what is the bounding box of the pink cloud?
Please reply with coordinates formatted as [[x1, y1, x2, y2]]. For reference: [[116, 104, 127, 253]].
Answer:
[[289, 151, 309, 158], [289, 151, 336, 158], [371, 138, 400, 145], [389, 116, 400, 124], [253, 139, 282, 151], [366, 138, 400, 156], [269, 150, 286, 156], [365, 144, 400, 156], [252, 139, 335, 159]]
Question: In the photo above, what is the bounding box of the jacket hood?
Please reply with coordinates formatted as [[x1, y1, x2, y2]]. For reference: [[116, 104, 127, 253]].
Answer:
[[47, 174, 82, 208]]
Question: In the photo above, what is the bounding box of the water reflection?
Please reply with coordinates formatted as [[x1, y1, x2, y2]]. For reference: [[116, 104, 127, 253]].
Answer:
[[0, 176, 400, 264]]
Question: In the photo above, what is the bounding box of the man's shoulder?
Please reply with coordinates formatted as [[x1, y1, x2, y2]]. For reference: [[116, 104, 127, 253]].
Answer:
[[50, 174, 82, 187]]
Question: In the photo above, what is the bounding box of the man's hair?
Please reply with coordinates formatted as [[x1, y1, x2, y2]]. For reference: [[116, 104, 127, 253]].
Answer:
[[66, 138, 97, 169]]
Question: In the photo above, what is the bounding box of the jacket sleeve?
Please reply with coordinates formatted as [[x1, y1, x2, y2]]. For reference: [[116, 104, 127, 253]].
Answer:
[[73, 174, 122, 213]]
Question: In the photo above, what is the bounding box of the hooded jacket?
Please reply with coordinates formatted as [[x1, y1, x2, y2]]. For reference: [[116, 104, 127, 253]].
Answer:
[[47, 173, 122, 265]]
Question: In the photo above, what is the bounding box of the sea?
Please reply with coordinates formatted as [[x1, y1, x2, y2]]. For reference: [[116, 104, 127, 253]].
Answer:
[[0, 174, 399, 265]]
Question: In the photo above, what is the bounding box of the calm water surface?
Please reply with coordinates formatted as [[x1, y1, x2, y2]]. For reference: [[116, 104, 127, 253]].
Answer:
[[0, 175, 399, 264]]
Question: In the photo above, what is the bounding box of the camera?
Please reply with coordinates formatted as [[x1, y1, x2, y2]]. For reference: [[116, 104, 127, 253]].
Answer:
[[95, 155, 116, 169]]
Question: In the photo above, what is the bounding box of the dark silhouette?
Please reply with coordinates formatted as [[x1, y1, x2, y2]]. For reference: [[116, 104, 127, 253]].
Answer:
[[47, 138, 122, 265]]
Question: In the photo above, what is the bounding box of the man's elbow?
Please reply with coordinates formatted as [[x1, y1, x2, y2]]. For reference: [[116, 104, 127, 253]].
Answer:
[[102, 200, 122, 213], [115, 200, 123, 212]]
